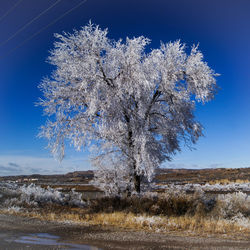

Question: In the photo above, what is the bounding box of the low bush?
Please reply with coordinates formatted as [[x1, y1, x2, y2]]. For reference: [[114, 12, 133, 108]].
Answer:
[[0, 183, 85, 209], [1, 182, 249, 235], [88, 191, 216, 217]]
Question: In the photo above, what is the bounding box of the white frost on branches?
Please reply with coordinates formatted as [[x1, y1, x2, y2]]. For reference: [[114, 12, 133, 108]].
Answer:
[[38, 22, 217, 193]]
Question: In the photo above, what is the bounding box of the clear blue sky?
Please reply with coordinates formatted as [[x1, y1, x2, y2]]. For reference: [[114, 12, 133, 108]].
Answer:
[[0, 0, 250, 175]]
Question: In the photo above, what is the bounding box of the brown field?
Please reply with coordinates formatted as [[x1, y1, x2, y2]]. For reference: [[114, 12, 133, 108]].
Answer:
[[1, 167, 250, 192], [155, 167, 250, 184]]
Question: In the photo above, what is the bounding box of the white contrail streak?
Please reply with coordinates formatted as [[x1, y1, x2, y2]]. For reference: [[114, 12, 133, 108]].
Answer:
[[0, 0, 24, 23], [1, 0, 88, 59], [0, 0, 62, 47]]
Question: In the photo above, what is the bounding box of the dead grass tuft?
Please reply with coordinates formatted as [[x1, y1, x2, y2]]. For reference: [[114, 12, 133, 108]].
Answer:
[[1, 208, 248, 238], [88, 193, 215, 217]]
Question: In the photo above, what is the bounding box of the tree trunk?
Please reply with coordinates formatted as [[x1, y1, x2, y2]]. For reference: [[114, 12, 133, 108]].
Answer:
[[133, 172, 141, 193], [124, 111, 141, 194], [126, 160, 141, 195], [132, 160, 141, 193]]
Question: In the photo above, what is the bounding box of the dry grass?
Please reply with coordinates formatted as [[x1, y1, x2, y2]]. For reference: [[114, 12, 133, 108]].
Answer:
[[1, 184, 249, 239], [208, 179, 250, 185], [1, 208, 249, 239], [87, 193, 213, 216]]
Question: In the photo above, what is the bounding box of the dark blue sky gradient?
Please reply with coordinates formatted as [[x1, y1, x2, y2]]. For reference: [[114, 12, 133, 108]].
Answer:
[[0, 0, 250, 175]]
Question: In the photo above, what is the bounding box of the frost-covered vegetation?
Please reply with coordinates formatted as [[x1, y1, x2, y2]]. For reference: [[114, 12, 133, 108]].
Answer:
[[0, 183, 249, 238], [152, 182, 250, 193], [0, 183, 85, 211], [0, 182, 249, 235], [87, 190, 250, 234], [90, 190, 249, 221], [39, 22, 217, 193]]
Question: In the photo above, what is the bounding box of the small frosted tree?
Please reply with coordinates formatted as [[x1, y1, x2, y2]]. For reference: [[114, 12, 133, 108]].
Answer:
[[39, 22, 217, 194], [91, 155, 131, 196]]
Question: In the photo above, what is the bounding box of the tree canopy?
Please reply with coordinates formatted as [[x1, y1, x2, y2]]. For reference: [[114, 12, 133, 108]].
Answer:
[[39, 22, 217, 193]]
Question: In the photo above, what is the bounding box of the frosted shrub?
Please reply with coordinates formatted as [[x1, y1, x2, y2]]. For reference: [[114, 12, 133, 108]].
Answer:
[[217, 192, 250, 219], [0, 183, 85, 208], [153, 183, 250, 193], [0, 183, 20, 206], [19, 184, 69, 205], [91, 163, 131, 196], [67, 189, 86, 207], [6, 206, 21, 213], [135, 215, 162, 228], [140, 191, 159, 199]]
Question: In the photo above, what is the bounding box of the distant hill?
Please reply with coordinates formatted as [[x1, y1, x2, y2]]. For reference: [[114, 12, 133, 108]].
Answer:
[[0, 168, 250, 185], [65, 170, 94, 178], [155, 167, 250, 184]]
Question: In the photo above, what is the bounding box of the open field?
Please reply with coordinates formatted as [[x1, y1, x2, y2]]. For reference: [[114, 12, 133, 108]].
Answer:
[[1, 167, 250, 184], [0, 168, 249, 249], [1, 167, 250, 192], [0, 181, 249, 239], [156, 168, 250, 184]]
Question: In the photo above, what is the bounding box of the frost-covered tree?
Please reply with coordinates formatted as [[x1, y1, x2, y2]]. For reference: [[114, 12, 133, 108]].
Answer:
[[91, 160, 130, 196], [39, 22, 217, 193]]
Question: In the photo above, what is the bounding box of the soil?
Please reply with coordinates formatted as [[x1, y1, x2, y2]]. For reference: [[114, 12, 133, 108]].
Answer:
[[0, 214, 249, 250]]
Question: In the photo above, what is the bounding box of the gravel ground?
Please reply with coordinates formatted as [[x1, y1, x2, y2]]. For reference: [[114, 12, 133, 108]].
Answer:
[[0, 214, 249, 250]]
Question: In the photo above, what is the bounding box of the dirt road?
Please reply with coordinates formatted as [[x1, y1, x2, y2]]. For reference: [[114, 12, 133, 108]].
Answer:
[[0, 214, 249, 249]]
